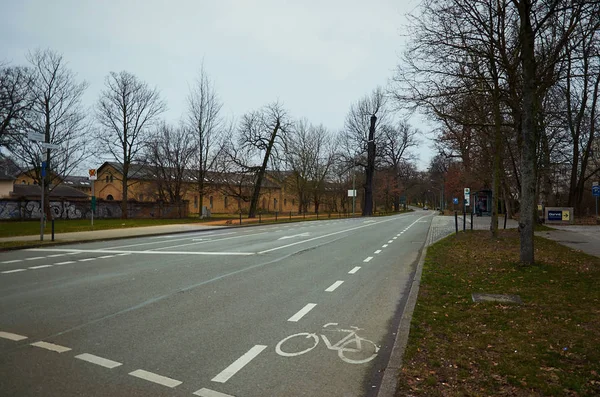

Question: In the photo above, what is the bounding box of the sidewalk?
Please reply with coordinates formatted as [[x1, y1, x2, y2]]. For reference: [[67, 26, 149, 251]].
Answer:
[[0, 223, 224, 245], [536, 225, 600, 258]]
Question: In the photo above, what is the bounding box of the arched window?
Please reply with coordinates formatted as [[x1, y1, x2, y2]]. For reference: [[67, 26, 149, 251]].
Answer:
[[224, 196, 228, 208], [284, 198, 287, 206], [106, 175, 109, 183], [209, 196, 213, 208], [110, 174, 114, 183], [107, 195, 114, 201]]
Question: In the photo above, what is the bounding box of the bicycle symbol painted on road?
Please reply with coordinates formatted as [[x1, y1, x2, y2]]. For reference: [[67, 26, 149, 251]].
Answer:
[[275, 323, 380, 364]]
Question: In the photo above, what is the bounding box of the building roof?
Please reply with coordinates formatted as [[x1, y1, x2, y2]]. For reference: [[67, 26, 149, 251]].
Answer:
[[62, 175, 92, 188], [11, 184, 89, 199], [0, 156, 20, 181]]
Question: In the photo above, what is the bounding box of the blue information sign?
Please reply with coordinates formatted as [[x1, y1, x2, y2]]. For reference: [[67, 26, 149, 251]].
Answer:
[[593, 185, 600, 197], [41, 161, 47, 177], [548, 211, 562, 221], [453, 198, 459, 205]]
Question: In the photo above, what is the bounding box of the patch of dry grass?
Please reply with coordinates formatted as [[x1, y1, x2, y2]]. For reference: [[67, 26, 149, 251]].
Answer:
[[397, 230, 600, 396]]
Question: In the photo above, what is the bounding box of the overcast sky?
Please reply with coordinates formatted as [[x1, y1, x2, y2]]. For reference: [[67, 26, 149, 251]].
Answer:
[[1, 0, 434, 170]]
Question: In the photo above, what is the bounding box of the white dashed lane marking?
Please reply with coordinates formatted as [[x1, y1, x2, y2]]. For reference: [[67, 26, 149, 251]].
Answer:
[[0, 331, 27, 341], [194, 388, 234, 397], [288, 303, 317, 322], [211, 345, 268, 383], [1, 259, 22, 264], [387, 240, 393, 243], [363, 257, 373, 263], [25, 257, 45, 261], [325, 280, 344, 292], [374, 250, 382, 254], [28, 265, 53, 270], [76, 353, 122, 369], [54, 261, 75, 265], [31, 341, 71, 353], [382, 244, 388, 248], [1, 269, 26, 274], [78, 258, 96, 262], [348, 266, 361, 274], [129, 369, 182, 388]]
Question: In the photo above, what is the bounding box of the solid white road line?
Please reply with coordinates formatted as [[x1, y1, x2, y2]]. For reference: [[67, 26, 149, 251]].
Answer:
[[1, 259, 22, 264], [25, 257, 45, 261], [28, 265, 53, 270], [29, 248, 255, 256], [78, 258, 96, 262], [31, 341, 71, 353], [129, 369, 182, 388], [363, 257, 373, 263], [193, 388, 234, 397], [211, 345, 267, 383], [54, 261, 75, 265], [382, 244, 388, 248], [75, 353, 122, 369], [325, 280, 344, 292], [288, 303, 317, 322], [348, 266, 361, 274], [1, 269, 27, 274], [374, 250, 382, 254], [0, 331, 27, 341]]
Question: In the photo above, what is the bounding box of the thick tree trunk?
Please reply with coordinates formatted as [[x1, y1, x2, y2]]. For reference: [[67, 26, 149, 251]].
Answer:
[[517, 0, 536, 265], [121, 164, 128, 219]]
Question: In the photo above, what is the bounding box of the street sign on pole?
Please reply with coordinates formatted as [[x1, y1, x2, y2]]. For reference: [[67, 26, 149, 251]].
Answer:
[[88, 169, 97, 181], [593, 185, 600, 197], [453, 198, 459, 205], [347, 190, 357, 197], [40, 142, 60, 150], [28, 132, 45, 142]]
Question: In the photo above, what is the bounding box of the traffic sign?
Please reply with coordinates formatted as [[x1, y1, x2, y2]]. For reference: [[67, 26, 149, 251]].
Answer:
[[465, 196, 470, 206], [453, 198, 459, 205], [89, 169, 97, 181], [41, 161, 47, 178], [464, 187, 470, 197], [40, 142, 60, 150], [28, 132, 45, 142], [593, 185, 600, 197], [347, 190, 357, 197]]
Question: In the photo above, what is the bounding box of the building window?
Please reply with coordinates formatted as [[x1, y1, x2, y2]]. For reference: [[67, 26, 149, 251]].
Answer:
[[292, 199, 295, 206], [274, 198, 277, 209], [106, 175, 109, 183], [139, 194, 144, 201], [224, 196, 228, 208], [22, 180, 26, 184], [110, 174, 114, 183], [194, 196, 198, 209], [262, 198, 266, 210], [209, 196, 213, 208], [284, 198, 287, 206], [107, 195, 114, 201]]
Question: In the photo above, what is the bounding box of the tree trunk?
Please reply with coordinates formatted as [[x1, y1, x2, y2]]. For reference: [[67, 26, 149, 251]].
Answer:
[[517, 0, 536, 265], [121, 163, 129, 219], [248, 121, 280, 218], [363, 115, 376, 216]]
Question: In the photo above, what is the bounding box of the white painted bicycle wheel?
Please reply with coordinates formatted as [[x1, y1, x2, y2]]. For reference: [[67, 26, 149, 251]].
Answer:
[[275, 333, 319, 357], [338, 337, 379, 364]]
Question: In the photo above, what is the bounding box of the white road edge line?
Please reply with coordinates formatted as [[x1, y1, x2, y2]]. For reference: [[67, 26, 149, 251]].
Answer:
[[288, 303, 317, 322], [211, 345, 267, 383], [129, 369, 182, 388], [193, 387, 235, 397], [31, 341, 71, 353], [75, 353, 122, 369], [348, 266, 361, 274], [0, 331, 27, 341], [28, 249, 255, 256], [374, 250, 382, 254], [54, 261, 75, 265], [1, 269, 27, 274], [28, 265, 53, 270], [363, 257, 373, 263], [325, 280, 344, 292]]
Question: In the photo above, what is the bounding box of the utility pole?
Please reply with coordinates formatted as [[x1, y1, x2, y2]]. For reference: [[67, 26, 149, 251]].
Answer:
[[363, 115, 376, 216]]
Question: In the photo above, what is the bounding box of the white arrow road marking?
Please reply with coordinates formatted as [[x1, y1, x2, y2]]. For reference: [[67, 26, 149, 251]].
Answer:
[[278, 232, 310, 240]]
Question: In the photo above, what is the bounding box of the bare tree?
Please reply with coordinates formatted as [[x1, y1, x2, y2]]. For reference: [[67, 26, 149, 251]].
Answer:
[[95, 71, 166, 218], [0, 64, 34, 148], [379, 121, 420, 211], [187, 65, 224, 213], [144, 122, 194, 216], [10, 49, 88, 220], [236, 102, 289, 218]]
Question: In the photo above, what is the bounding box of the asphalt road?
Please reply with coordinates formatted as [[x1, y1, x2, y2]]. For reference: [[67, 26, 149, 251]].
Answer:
[[0, 211, 434, 397]]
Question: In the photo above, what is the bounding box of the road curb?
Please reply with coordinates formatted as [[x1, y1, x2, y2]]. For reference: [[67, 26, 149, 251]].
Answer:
[[376, 219, 433, 397]]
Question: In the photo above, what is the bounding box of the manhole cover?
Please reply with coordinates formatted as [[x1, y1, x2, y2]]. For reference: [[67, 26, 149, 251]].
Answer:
[[471, 293, 522, 304]]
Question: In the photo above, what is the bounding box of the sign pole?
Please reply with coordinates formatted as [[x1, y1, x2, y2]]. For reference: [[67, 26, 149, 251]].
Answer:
[[89, 169, 97, 229], [91, 182, 95, 229], [40, 171, 44, 241]]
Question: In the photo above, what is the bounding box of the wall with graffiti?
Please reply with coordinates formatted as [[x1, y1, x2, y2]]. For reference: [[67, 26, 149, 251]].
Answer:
[[0, 199, 188, 220]]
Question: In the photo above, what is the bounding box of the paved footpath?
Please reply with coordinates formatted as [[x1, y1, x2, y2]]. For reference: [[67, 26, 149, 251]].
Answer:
[[536, 225, 600, 258]]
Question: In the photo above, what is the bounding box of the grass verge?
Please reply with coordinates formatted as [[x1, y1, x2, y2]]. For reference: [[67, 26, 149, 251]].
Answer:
[[397, 230, 600, 396]]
